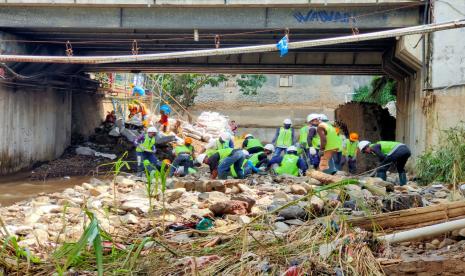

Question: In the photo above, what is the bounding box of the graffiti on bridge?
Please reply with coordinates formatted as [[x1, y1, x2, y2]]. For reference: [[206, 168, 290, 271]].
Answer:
[[293, 10, 353, 23]]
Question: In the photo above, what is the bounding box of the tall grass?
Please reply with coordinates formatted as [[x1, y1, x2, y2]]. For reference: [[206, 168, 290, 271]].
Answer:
[[416, 124, 465, 185]]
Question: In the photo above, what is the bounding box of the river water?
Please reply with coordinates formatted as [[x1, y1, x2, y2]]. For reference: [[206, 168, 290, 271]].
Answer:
[[0, 172, 91, 206]]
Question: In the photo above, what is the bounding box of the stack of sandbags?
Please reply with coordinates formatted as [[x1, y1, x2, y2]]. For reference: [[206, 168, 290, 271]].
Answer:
[[181, 111, 230, 142]]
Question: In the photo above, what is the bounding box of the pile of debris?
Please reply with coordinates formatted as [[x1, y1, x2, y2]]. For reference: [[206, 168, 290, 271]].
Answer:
[[2, 168, 465, 275], [182, 111, 230, 141]]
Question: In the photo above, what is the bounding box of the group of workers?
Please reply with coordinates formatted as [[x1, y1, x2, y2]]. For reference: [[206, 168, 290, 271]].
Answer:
[[134, 113, 411, 186]]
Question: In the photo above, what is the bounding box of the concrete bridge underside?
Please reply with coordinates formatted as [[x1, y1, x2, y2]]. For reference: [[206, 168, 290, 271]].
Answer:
[[0, 2, 425, 174]]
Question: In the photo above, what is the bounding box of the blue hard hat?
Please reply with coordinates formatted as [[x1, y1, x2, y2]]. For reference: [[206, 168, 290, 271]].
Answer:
[[160, 104, 171, 114]]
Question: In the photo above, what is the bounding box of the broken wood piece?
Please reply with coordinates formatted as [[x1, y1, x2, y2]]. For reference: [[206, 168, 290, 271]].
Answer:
[[348, 201, 465, 231], [307, 170, 344, 184]]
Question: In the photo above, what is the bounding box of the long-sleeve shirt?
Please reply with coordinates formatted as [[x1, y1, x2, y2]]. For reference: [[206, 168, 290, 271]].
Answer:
[[134, 134, 156, 152], [271, 127, 295, 146], [268, 154, 308, 172], [206, 149, 240, 173], [370, 144, 387, 162], [307, 127, 318, 147]]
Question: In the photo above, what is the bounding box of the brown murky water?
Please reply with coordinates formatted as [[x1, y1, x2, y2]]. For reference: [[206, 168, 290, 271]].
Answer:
[[0, 172, 91, 206]]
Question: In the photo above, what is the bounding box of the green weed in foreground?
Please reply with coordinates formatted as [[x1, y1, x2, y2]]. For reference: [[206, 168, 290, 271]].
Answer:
[[416, 124, 465, 185]]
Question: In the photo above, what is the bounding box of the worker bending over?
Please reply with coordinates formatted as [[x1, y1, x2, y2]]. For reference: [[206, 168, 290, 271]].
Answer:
[[272, 119, 295, 157], [359, 140, 411, 186], [270, 146, 308, 176], [317, 114, 340, 175], [205, 132, 234, 156], [197, 148, 246, 180], [242, 144, 275, 176], [242, 134, 264, 154], [341, 132, 359, 174], [134, 127, 161, 174], [169, 137, 195, 177]]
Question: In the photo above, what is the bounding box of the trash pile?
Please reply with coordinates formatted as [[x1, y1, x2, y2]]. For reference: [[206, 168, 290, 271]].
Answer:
[[182, 111, 230, 141], [2, 168, 465, 275]]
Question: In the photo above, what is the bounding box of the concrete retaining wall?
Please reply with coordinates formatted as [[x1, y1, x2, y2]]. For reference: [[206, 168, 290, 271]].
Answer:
[[0, 85, 72, 175], [71, 93, 106, 139]]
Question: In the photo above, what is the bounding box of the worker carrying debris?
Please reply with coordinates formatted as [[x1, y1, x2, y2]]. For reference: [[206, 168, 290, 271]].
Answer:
[[272, 118, 295, 157], [134, 126, 161, 174], [205, 132, 234, 157], [169, 137, 196, 177], [158, 104, 171, 133], [340, 132, 359, 174], [196, 148, 247, 180], [241, 134, 264, 154], [359, 140, 411, 185], [269, 146, 308, 176]]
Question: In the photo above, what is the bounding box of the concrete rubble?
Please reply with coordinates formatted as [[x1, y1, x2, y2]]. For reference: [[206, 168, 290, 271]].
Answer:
[[1, 168, 465, 274]]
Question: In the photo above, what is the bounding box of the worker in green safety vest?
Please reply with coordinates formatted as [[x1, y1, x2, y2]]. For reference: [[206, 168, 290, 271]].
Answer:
[[233, 144, 275, 177], [317, 114, 339, 175], [241, 134, 264, 154], [359, 140, 411, 186], [196, 148, 246, 179], [134, 126, 161, 174], [340, 132, 359, 174], [205, 132, 234, 157], [169, 137, 196, 177], [272, 118, 295, 157], [271, 146, 308, 176], [306, 113, 322, 169]]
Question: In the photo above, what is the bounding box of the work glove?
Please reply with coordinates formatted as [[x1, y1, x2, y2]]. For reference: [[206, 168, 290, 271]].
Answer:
[[309, 147, 317, 155]]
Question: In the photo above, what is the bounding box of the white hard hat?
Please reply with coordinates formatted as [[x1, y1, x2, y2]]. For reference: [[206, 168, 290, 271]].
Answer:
[[242, 150, 250, 157], [306, 113, 320, 123], [358, 140, 371, 152], [264, 144, 275, 152], [147, 127, 158, 133], [244, 134, 254, 139], [196, 153, 207, 164], [319, 114, 329, 122], [220, 132, 231, 141], [287, 145, 297, 152], [283, 118, 292, 125]]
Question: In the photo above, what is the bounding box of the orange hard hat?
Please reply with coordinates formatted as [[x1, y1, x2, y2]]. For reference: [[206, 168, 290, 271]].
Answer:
[[162, 159, 171, 165], [184, 137, 193, 144], [349, 132, 359, 141]]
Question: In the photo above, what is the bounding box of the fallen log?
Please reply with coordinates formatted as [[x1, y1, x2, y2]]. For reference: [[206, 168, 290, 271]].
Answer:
[[348, 200, 465, 231], [307, 170, 344, 184]]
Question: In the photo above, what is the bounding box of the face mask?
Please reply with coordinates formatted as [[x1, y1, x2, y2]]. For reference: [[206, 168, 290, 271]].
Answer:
[[284, 124, 291, 129]]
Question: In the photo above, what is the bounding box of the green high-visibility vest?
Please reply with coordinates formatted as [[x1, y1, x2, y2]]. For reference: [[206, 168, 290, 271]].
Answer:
[[299, 126, 309, 148], [217, 148, 234, 161], [335, 134, 343, 152], [174, 145, 193, 155], [230, 159, 247, 178], [274, 154, 299, 176], [321, 123, 339, 151], [374, 141, 402, 156], [346, 140, 359, 157], [206, 139, 231, 157], [248, 152, 262, 167], [310, 126, 320, 149], [245, 138, 263, 150], [136, 134, 156, 153], [276, 127, 293, 148]]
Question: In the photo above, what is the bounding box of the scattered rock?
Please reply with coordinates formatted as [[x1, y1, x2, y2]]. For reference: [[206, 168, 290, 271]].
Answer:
[[425, 243, 437, 250], [434, 191, 448, 199], [273, 191, 290, 201], [209, 200, 249, 216], [121, 213, 139, 224], [431, 239, 441, 246], [231, 195, 256, 213], [439, 238, 456, 248], [198, 191, 229, 203], [274, 222, 290, 233], [284, 219, 304, 226], [278, 206, 306, 220], [290, 185, 307, 195], [164, 188, 186, 203]]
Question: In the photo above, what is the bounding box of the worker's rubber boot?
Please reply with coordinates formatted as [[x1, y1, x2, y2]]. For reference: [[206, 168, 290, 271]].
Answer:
[[376, 171, 387, 181], [399, 172, 407, 186]]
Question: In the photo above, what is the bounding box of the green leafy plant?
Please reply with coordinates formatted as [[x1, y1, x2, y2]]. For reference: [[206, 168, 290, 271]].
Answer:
[[236, 74, 267, 95], [53, 211, 110, 276], [144, 161, 159, 211], [416, 124, 465, 185], [353, 76, 397, 106]]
